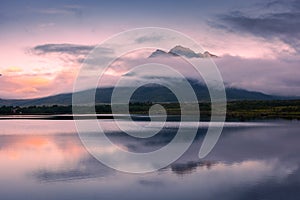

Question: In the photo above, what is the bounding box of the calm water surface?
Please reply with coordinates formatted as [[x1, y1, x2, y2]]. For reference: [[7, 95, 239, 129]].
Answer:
[[0, 119, 299, 200]]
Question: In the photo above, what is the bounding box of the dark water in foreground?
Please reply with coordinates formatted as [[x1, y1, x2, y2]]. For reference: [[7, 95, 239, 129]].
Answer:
[[0, 119, 299, 200]]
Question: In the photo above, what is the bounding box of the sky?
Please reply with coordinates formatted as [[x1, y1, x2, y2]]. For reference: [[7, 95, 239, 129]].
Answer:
[[0, 0, 299, 99]]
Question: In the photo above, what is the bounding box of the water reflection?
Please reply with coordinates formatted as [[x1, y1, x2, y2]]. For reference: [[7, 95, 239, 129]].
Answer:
[[0, 120, 299, 200], [169, 160, 216, 175]]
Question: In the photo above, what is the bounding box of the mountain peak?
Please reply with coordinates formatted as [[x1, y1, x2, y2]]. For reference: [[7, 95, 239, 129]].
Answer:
[[148, 45, 218, 58], [169, 45, 200, 58], [203, 51, 218, 58], [148, 49, 169, 58]]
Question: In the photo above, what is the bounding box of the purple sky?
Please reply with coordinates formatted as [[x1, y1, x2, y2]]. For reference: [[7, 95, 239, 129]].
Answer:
[[0, 0, 299, 98]]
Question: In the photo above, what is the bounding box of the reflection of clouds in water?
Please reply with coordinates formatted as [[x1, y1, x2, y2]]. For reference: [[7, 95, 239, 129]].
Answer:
[[0, 121, 300, 200], [100, 120, 276, 133], [132, 159, 297, 200], [235, 167, 300, 200], [33, 156, 115, 182], [0, 134, 116, 182], [139, 179, 164, 187], [0, 120, 77, 135], [0, 135, 86, 171], [161, 158, 297, 179]]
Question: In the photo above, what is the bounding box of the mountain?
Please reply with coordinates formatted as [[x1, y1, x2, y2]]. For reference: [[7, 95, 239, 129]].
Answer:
[[169, 45, 200, 58], [203, 51, 218, 58], [149, 45, 218, 58], [0, 79, 293, 107], [148, 49, 170, 58]]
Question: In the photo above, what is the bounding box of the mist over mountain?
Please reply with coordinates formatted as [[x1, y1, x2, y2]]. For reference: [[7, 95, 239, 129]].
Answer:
[[0, 79, 293, 107]]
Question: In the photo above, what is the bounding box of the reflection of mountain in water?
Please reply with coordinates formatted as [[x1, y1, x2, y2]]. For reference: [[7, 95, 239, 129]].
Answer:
[[1, 119, 300, 200], [169, 160, 216, 175]]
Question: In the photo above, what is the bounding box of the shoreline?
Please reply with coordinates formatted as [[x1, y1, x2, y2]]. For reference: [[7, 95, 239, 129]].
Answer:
[[0, 114, 298, 122], [0, 100, 299, 121]]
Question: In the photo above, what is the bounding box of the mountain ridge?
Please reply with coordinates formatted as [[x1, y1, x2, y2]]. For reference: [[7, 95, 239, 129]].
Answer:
[[0, 79, 296, 106], [149, 45, 218, 58]]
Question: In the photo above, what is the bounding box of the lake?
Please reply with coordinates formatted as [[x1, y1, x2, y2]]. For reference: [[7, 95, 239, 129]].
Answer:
[[0, 119, 299, 200]]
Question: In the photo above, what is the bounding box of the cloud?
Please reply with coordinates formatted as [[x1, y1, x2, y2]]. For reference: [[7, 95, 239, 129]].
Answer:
[[38, 8, 72, 15], [31, 43, 115, 68], [3, 40, 297, 99], [0, 74, 53, 98], [215, 55, 300, 96], [210, 0, 300, 53], [4, 66, 23, 73], [1, 53, 299, 99], [31, 43, 115, 67], [135, 35, 164, 44], [32, 43, 96, 55], [37, 4, 84, 17], [0, 68, 81, 99], [0, 43, 117, 98]]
